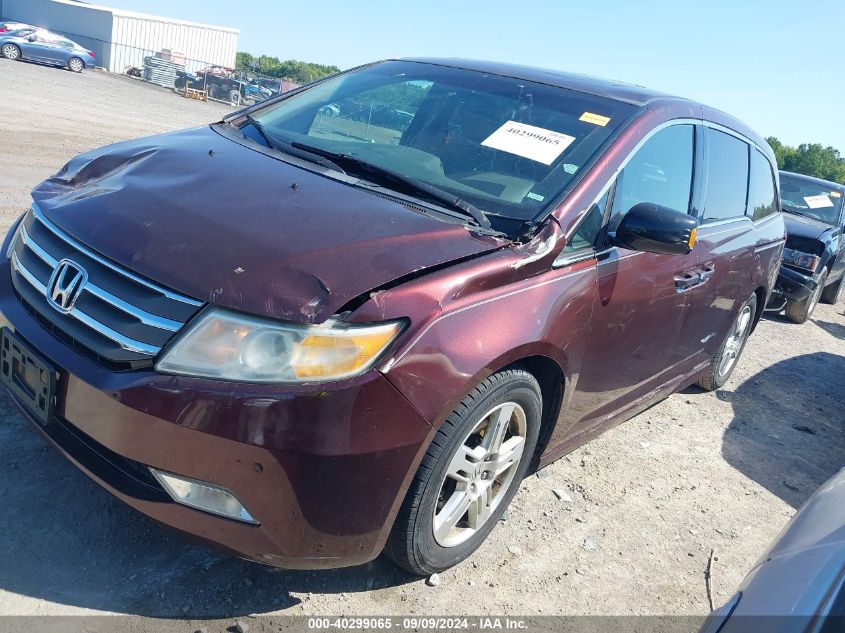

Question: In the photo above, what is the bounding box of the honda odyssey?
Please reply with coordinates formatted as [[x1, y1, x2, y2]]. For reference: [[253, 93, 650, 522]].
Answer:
[[0, 58, 785, 574]]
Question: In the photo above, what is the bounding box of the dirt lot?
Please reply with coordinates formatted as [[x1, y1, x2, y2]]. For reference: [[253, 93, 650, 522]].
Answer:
[[0, 60, 844, 625]]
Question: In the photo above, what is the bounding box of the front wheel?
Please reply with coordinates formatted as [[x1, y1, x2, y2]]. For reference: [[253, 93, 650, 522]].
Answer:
[[820, 273, 844, 305], [785, 269, 827, 323], [228, 89, 241, 106], [1, 44, 21, 60], [67, 57, 84, 73], [386, 368, 541, 575], [697, 293, 757, 391]]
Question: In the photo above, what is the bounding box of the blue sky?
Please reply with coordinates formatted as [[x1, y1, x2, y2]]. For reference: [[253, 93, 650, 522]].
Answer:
[[100, 0, 845, 152]]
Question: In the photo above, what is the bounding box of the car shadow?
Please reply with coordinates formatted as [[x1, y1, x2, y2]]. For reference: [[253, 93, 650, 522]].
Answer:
[[813, 319, 845, 340], [715, 352, 845, 509], [0, 393, 417, 618]]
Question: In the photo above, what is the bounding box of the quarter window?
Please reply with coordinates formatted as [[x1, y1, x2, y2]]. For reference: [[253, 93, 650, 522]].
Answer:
[[746, 149, 777, 221], [702, 129, 749, 222], [562, 190, 610, 253], [608, 124, 694, 232]]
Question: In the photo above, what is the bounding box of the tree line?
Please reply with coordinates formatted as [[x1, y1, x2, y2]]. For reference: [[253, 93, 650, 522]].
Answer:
[[235, 52, 339, 84], [766, 138, 845, 185]]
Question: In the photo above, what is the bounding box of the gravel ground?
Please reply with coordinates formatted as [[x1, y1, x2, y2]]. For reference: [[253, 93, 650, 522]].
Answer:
[[0, 60, 844, 626]]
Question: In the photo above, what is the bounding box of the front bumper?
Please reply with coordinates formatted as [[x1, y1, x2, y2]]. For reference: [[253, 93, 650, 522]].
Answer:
[[0, 254, 432, 569], [767, 266, 818, 309]]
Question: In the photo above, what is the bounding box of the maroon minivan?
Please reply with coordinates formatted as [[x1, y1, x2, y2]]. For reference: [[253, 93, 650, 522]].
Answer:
[[0, 59, 784, 574]]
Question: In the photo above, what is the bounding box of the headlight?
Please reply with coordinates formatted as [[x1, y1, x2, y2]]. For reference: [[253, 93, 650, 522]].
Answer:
[[156, 308, 404, 383], [782, 247, 820, 272]]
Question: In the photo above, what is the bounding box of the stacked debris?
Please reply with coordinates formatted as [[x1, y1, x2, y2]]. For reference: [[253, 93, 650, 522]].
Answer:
[[142, 54, 185, 89]]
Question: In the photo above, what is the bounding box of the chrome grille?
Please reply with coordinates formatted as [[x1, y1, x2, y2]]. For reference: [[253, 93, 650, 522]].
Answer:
[[9, 205, 204, 368]]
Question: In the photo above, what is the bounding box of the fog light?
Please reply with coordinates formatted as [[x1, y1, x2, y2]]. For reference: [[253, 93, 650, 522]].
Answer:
[[150, 468, 259, 524]]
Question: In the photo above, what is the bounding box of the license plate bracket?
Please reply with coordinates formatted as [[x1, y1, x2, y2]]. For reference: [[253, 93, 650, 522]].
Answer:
[[1, 328, 55, 426]]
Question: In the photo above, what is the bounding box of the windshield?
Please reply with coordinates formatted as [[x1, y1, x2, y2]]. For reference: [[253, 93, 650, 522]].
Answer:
[[247, 61, 636, 228], [780, 173, 844, 226]]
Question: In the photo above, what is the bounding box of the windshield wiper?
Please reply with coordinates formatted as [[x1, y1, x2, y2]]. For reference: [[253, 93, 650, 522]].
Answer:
[[242, 117, 347, 174], [290, 142, 492, 229]]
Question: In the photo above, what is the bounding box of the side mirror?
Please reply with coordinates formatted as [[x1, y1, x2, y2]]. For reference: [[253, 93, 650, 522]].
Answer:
[[612, 202, 699, 255], [27, 35, 37, 42]]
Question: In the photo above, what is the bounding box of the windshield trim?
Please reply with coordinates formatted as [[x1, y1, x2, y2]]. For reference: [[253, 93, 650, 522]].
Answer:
[[224, 58, 653, 125]]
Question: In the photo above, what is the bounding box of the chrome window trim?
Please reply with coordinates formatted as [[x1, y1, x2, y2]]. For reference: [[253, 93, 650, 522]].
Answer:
[[580, 118, 702, 216], [695, 217, 753, 237], [553, 247, 606, 269], [554, 118, 699, 268], [553, 117, 777, 268]]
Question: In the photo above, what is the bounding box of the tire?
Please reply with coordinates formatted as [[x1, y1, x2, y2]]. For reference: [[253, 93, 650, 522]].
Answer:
[[228, 89, 241, 106], [67, 57, 84, 73], [820, 273, 844, 305], [1, 44, 21, 61], [385, 368, 542, 575], [697, 293, 757, 391], [785, 269, 828, 324]]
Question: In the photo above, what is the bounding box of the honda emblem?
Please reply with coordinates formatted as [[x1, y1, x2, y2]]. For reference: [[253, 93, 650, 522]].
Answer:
[[47, 259, 87, 313]]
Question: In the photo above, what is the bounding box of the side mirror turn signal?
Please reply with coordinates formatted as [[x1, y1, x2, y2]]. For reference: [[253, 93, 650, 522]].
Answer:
[[611, 202, 699, 256]]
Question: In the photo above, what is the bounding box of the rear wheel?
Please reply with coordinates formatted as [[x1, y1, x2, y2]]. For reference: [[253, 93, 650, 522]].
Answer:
[[785, 269, 827, 323], [1, 44, 21, 60], [228, 89, 241, 106], [68, 57, 84, 73], [698, 293, 757, 391], [820, 273, 844, 305], [386, 369, 541, 575]]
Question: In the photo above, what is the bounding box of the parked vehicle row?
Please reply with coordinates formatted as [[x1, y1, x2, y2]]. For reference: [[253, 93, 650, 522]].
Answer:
[[175, 65, 273, 106], [0, 23, 94, 72]]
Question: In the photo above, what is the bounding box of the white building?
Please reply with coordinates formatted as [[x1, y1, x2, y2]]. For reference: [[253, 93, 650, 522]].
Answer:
[[0, 0, 239, 72]]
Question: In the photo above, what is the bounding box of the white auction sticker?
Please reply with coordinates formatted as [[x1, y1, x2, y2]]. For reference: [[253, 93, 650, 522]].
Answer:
[[481, 121, 575, 165], [804, 194, 835, 209]]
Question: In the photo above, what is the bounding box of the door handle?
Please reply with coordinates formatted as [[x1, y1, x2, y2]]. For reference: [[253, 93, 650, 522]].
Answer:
[[674, 271, 701, 292], [698, 265, 716, 283]]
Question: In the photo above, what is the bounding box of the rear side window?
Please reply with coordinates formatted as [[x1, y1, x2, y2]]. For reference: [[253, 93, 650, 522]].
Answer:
[[702, 129, 749, 223], [747, 149, 777, 221], [608, 124, 694, 231]]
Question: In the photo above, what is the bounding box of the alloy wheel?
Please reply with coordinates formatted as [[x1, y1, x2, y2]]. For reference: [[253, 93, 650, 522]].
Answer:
[[433, 402, 527, 548], [69, 58, 83, 72], [718, 305, 753, 377], [2, 44, 20, 60]]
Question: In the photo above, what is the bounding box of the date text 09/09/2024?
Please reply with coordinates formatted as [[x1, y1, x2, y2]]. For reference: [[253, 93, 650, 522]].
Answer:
[[307, 617, 530, 630]]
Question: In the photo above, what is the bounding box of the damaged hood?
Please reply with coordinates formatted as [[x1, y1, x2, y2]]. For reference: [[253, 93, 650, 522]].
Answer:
[[783, 214, 833, 241], [32, 125, 504, 322]]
